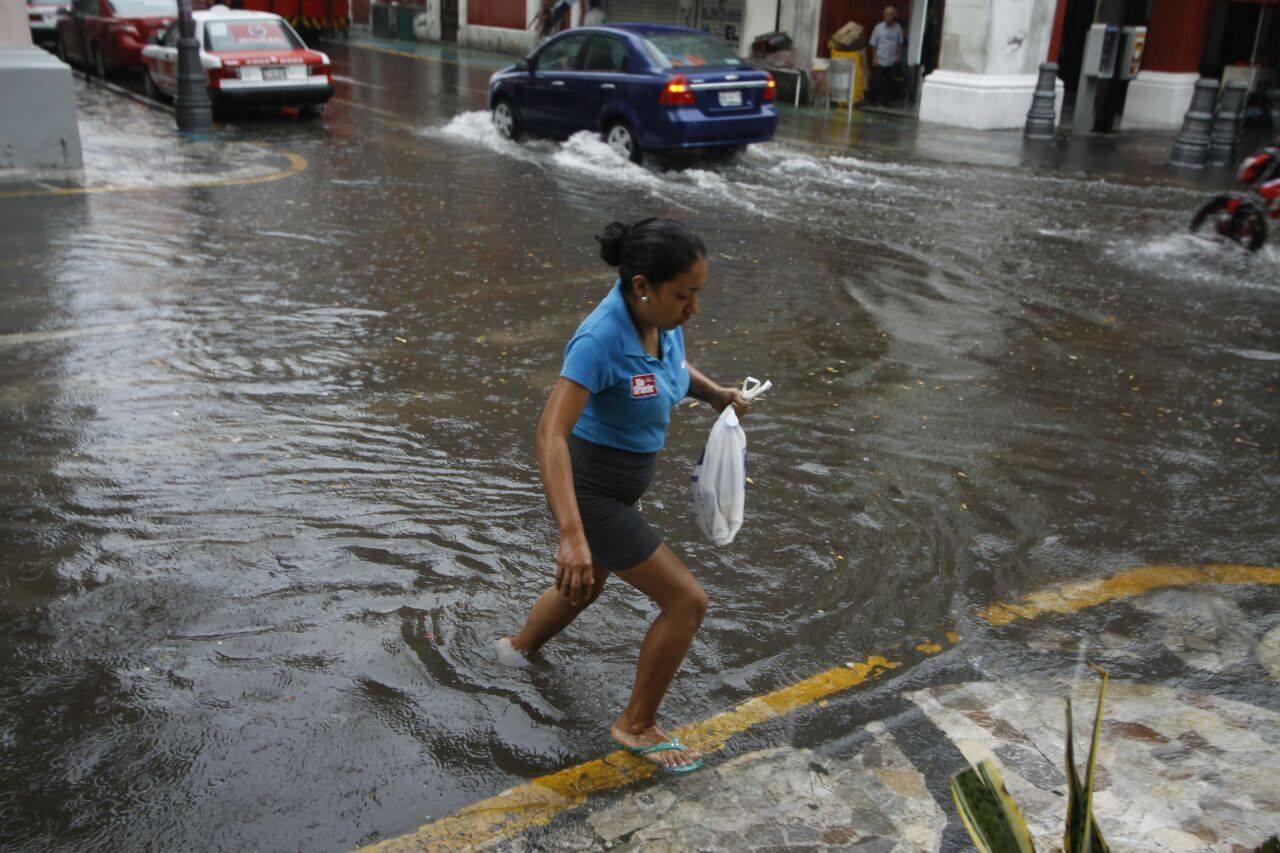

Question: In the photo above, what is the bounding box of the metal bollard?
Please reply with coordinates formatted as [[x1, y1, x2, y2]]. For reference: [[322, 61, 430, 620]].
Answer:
[[1208, 81, 1248, 166], [1170, 78, 1219, 168], [174, 0, 212, 132], [1270, 88, 1280, 133], [1024, 62, 1059, 139]]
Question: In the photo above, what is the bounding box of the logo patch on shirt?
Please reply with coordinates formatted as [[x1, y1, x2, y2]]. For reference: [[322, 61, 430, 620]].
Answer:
[[631, 373, 658, 399]]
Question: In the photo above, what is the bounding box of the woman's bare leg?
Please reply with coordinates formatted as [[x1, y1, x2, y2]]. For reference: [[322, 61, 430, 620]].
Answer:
[[609, 545, 707, 769], [507, 564, 609, 654]]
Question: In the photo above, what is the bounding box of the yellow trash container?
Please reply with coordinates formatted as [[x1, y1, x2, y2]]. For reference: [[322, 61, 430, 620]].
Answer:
[[827, 44, 867, 105]]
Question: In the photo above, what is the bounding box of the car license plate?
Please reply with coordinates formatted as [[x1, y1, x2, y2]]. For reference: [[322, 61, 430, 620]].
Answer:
[[263, 66, 287, 81], [718, 90, 742, 107]]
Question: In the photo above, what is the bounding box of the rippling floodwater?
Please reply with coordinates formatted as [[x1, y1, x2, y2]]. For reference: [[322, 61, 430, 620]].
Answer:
[[2, 48, 1278, 850]]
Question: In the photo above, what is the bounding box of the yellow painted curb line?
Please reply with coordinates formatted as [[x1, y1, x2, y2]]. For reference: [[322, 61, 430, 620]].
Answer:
[[365, 656, 903, 851], [978, 563, 1280, 626], [0, 151, 308, 199], [367, 563, 1279, 851]]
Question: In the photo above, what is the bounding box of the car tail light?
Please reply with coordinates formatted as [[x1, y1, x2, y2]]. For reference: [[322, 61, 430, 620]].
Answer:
[[309, 63, 330, 79], [659, 74, 696, 107], [764, 72, 776, 101], [206, 65, 238, 89]]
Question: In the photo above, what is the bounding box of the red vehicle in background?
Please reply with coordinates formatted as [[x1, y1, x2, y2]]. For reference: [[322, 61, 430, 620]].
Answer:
[[54, 0, 175, 76], [1190, 140, 1280, 252], [191, 0, 347, 44]]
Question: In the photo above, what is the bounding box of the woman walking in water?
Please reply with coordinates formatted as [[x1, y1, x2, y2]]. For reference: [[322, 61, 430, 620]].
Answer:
[[502, 218, 749, 773]]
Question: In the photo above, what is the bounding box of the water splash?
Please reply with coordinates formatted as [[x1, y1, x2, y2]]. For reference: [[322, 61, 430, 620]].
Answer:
[[1113, 232, 1280, 291]]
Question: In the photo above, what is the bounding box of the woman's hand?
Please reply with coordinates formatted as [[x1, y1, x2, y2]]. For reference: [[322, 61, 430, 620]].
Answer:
[[539, 379, 594, 606], [712, 386, 751, 418], [555, 530, 595, 606]]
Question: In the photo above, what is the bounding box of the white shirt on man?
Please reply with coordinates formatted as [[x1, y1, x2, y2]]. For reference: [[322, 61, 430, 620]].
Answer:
[[869, 21, 904, 67]]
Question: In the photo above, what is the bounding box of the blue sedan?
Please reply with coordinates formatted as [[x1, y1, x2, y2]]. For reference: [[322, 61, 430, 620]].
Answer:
[[488, 24, 777, 162]]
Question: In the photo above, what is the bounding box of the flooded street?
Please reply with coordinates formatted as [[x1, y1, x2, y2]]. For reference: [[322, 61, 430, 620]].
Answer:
[[2, 41, 1278, 850]]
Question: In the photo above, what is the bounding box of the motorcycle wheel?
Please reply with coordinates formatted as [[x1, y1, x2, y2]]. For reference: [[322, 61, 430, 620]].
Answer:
[[1228, 200, 1268, 252], [1190, 194, 1268, 252]]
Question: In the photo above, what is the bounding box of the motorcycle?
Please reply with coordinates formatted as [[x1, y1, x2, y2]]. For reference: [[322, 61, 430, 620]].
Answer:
[[1189, 141, 1280, 252]]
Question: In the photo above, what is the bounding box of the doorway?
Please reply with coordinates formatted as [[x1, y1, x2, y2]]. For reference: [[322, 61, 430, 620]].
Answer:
[[441, 0, 458, 41]]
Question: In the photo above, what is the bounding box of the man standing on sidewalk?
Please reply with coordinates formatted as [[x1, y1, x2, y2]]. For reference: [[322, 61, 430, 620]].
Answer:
[[866, 5, 904, 106]]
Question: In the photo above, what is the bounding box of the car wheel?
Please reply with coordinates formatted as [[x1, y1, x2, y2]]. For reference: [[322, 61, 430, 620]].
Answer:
[[604, 120, 641, 164], [299, 104, 324, 119], [55, 33, 69, 64], [92, 44, 107, 79], [491, 98, 521, 142], [143, 69, 160, 100]]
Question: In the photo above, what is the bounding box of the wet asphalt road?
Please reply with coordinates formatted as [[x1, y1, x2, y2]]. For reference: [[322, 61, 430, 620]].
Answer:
[[2, 41, 1279, 850]]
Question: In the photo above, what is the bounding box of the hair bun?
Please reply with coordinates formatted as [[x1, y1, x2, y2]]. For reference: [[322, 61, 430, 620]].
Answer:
[[596, 221, 629, 267]]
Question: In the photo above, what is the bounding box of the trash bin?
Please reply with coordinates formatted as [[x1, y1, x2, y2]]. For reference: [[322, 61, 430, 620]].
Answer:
[[371, 2, 392, 37], [394, 4, 417, 40]]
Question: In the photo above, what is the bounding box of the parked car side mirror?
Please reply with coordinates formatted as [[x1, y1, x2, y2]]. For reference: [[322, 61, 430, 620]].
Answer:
[[515, 59, 531, 72]]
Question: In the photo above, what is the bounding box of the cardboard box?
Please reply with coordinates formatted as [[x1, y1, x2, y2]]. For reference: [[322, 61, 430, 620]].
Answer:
[[830, 20, 866, 52]]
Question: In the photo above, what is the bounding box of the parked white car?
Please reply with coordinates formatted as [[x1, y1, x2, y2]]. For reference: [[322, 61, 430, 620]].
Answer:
[[28, 0, 71, 43], [140, 5, 332, 114]]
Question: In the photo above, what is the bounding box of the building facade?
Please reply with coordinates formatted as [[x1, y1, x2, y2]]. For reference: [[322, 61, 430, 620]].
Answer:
[[454, 0, 789, 56], [918, 0, 1277, 130], [354, 0, 1276, 134]]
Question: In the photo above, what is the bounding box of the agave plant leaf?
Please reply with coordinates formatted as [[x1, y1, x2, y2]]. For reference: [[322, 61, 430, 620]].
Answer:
[[950, 759, 1036, 853], [1064, 668, 1110, 853], [1255, 835, 1279, 853]]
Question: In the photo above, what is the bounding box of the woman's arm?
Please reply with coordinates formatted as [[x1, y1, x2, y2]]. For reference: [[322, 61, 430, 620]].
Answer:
[[687, 363, 751, 417], [537, 378, 595, 605]]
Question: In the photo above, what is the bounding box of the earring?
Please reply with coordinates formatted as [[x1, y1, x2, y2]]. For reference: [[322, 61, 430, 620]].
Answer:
[[640, 296, 649, 302]]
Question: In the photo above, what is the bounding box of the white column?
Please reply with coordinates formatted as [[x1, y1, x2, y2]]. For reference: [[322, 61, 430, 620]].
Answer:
[[1, 0, 33, 46], [778, 0, 819, 68], [918, 0, 1061, 130], [737, 0, 776, 59], [457, 0, 537, 54], [1, 0, 83, 171], [1121, 71, 1198, 129]]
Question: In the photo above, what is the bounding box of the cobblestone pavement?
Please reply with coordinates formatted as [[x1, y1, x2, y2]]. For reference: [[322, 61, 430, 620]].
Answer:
[[491, 585, 1280, 852]]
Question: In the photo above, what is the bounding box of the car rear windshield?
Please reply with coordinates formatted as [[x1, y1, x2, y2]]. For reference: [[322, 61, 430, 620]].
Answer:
[[204, 18, 301, 52], [108, 0, 175, 15], [641, 32, 743, 68]]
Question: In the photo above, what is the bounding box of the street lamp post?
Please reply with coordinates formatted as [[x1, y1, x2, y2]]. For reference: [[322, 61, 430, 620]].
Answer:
[[174, 0, 212, 132]]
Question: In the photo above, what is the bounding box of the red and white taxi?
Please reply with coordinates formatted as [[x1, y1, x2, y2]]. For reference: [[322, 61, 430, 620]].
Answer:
[[141, 6, 332, 113]]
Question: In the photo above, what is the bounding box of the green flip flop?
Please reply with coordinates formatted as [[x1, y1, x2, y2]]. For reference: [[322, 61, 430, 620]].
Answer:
[[611, 735, 704, 774]]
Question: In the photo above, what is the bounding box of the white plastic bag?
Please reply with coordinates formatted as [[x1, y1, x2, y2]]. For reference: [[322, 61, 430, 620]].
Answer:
[[691, 377, 772, 546]]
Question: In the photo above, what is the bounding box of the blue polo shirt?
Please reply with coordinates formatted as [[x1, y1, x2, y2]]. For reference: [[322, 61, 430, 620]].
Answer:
[[560, 281, 691, 454]]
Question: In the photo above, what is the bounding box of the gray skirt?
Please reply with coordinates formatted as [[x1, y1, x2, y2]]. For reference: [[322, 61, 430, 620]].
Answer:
[[568, 435, 662, 572]]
